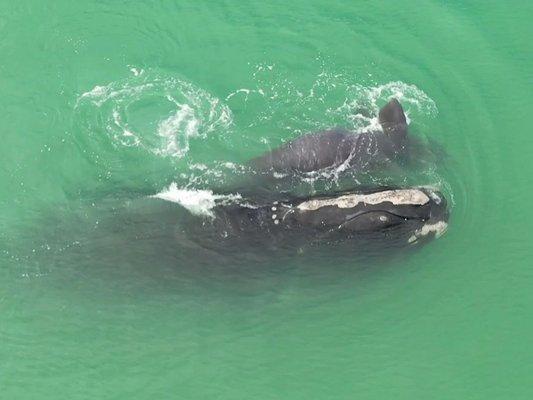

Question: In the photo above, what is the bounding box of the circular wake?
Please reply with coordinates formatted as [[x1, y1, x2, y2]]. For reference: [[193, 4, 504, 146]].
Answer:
[[75, 69, 232, 159]]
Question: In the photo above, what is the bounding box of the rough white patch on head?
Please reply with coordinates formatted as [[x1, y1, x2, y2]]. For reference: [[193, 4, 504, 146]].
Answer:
[[408, 221, 448, 243], [428, 191, 442, 205], [296, 189, 430, 211]]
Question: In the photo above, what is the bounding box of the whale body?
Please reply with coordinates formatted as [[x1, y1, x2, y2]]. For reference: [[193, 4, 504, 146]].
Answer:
[[179, 186, 448, 255], [252, 99, 409, 175]]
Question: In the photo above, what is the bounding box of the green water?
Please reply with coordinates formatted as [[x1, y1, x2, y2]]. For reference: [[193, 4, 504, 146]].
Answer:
[[1, 1, 532, 398]]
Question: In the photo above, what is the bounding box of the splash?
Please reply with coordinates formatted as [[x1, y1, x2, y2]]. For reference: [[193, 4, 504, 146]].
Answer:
[[152, 183, 241, 218], [339, 81, 438, 133], [224, 63, 438, 146]]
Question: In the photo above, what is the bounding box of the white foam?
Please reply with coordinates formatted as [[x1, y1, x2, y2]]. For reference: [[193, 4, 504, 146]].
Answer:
[[75, 70, 233, 158], [129, 67, 144, 77], [112, 110, 140, 146], [341, 81, 437, 133], [226, 88, 250, 101], [78, 82, 154, 107], [80, 85, 108, 100], [152, 183, 241, 218], [242, 63, 437, 149], [190, 163, 208, 171], [156, 105, 199, 157]]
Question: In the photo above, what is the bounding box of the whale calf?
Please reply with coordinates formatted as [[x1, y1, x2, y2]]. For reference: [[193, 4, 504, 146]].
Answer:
[[252, 98, 409, 175]]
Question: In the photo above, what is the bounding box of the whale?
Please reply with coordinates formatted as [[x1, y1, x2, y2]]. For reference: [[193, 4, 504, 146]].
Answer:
[[178, 186, 449, 255], [252, 98, 409, 175], [154, 98, 450, 258]]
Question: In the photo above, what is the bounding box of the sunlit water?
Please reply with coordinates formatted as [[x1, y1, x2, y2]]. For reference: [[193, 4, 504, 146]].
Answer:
[[1, 1, 532, 398]]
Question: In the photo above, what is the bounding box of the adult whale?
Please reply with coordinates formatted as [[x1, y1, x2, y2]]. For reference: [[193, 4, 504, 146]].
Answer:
[[252, 98, 409, 175], [173, 186, 449, 257]]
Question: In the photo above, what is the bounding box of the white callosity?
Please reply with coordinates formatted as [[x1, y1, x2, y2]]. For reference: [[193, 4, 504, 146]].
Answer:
[[408, 221, 448, 243], [296, 189, 430, 211]]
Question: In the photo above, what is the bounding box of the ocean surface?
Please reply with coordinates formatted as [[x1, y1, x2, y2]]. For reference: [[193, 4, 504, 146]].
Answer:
[[1, 1, 532, 398]]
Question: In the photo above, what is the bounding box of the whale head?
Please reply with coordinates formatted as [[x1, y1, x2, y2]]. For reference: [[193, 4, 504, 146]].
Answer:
[[291, 187, 448, 245]]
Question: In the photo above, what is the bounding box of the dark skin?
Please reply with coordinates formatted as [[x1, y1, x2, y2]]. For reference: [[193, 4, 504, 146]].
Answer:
[[251, 98, 408, 174]]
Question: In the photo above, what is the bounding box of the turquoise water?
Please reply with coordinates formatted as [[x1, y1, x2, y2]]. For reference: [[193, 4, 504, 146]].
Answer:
[[1, 1, 532, 398]]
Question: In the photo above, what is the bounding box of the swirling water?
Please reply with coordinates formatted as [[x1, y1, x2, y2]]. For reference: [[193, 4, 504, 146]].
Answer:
[[1, 1, 532, 398]]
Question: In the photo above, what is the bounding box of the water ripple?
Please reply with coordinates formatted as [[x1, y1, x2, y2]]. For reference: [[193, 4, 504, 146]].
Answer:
[[75, 69, 233, 159]]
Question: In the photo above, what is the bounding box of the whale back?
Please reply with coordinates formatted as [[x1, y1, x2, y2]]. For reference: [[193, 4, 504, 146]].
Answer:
[[250, 98, 410, 175]]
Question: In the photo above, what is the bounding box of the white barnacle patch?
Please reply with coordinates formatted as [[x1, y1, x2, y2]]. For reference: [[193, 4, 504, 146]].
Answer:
[[408, 221, 448, 243], [296, 189, 430, 211], [272, 214, 277, 220], [428, 190, 442, 205], [271, 206, 277, 211]]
